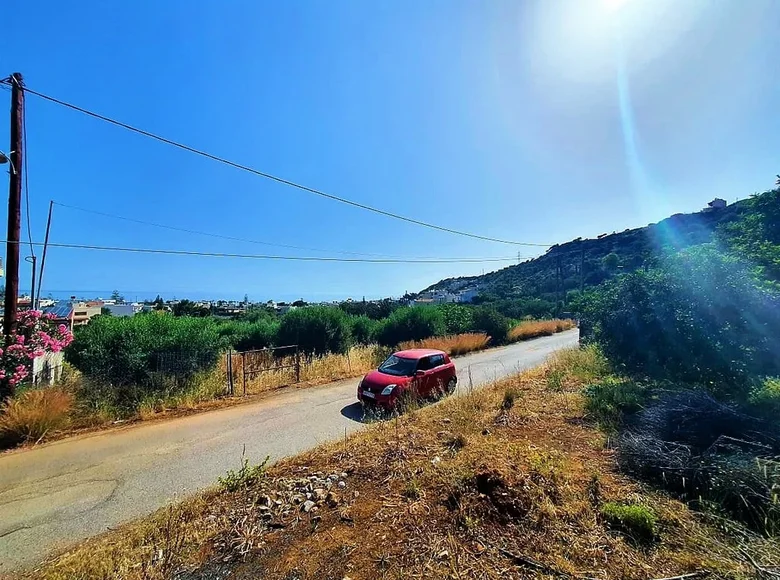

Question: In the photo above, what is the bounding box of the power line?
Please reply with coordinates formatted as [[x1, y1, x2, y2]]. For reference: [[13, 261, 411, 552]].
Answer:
[[13, 82, 551, 247], [53, 201, 532, 261], [9, 240, 518, 264]]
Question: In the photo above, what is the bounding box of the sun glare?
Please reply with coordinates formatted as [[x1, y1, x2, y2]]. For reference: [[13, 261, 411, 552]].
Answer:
[[603, 0, 632, 12]]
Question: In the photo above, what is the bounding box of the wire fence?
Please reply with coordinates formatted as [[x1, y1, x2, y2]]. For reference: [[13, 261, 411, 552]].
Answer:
[[225, 345, 303, 396]]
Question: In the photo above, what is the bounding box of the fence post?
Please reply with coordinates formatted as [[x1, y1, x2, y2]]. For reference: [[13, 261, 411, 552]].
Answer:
[[226, 350, 234, 396], [295, 345, 301, 383], [242, 351, 247, 396]]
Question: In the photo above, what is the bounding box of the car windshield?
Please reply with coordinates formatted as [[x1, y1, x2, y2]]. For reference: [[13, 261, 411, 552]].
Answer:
[[377, 355, 417, 377]]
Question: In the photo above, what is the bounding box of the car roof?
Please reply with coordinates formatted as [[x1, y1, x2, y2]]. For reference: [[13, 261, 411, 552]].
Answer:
[[393, 349, 446, 359]]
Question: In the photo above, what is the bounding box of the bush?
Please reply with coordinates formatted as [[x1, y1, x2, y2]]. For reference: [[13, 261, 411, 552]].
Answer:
[[584, 378, 648, 430], [0, 386, 74, 446], [277, 306, 351, 355], [349, 315, 379, 346], [376, 306, 446, 347], [220, 320, 279, 351], [436, 304, 475, 335], [580, 245, 780, 400], [600, 502, 656, 543], [617, 391, 780, 535], [749, 377, 780, 420], [66, 314, 225, 411], [470, 307, 510, 343]]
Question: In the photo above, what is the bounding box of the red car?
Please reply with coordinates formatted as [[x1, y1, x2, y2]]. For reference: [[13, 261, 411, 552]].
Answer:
[[357, 348, 457, 409]]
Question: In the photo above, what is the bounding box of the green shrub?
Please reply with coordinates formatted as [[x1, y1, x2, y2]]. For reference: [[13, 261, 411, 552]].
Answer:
[[218, 454, 270, 492], [66, 314, 225, 412], [436, 304, 475, 335], [276, 306, 351, 355], [749, 378, 780, 420], [376, 306, 446, 347], [579, 245, 780, 400], [584, 378, 648, 430], [470, 307, 510, 343], [600, 502, 656, 543], [349, 315, 379, 345], [220, 320, 279, 351]]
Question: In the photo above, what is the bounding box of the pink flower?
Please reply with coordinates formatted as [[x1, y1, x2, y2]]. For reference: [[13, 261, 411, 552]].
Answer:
[[58, 324, 67, 334]]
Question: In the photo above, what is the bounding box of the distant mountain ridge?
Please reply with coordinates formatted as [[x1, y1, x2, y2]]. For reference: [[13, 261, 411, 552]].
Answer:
[[421, 200, 748, 302]]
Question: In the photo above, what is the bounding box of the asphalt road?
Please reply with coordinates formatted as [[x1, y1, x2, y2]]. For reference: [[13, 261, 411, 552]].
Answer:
[[0, 330, 578, 573]]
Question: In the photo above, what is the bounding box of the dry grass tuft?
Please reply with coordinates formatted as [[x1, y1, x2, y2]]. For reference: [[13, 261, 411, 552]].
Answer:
[[508, 319, 576, 342], [33, 345, 779, 580], [0, 386, 74, 446], [399, 333, 490, 356]]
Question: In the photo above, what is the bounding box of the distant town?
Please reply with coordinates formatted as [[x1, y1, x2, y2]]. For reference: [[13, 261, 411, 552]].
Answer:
[[0, 285, 483, 330]]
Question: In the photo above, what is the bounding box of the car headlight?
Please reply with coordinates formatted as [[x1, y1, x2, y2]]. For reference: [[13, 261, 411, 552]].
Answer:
[[381, 384, 397, 396]]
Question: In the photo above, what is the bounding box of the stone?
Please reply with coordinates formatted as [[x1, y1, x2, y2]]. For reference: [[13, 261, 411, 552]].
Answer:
[[313, 488, 328, 501], [340, 472, 348, 479], [338, 481, 347, 489], [302, 500, 316, 513]]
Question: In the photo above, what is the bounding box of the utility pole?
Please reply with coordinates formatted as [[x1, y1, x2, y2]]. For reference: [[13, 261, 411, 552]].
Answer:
[[4, 73, 24, 347]]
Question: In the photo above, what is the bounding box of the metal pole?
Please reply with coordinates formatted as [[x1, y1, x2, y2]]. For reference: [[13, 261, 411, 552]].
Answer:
[[36, 200, 53, 308], [4, 73, 24, 351], [25, 255, 36, 310]]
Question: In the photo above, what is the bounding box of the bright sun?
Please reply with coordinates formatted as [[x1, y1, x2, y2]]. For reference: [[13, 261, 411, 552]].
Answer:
[[603, 0, 632, 12]]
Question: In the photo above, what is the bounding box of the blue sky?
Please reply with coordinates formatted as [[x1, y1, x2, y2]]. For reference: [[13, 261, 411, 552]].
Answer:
[[1, 0, 778, 302]]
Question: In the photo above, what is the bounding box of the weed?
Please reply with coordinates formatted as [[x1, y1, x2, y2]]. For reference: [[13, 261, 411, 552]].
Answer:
[[403, 479, 422, 500], [0, 386, 74, 446], [501, 387, 520, 410], [600, 502, 657, 543], [445, 433, 468, 452], [218, 450, 270, 492], [584, 378, 648, 430]]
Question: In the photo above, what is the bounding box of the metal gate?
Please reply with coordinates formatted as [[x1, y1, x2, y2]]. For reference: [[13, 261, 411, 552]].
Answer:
[[226, 344, 301, 396]]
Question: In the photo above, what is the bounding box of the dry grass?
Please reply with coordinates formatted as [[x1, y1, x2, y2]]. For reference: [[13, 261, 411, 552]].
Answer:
[[224, 345, 386, 396], [32, 347, 778, 580], [399, 333, 491, 356], [0, 386, 74, 446], [508, 318, 576, 342]]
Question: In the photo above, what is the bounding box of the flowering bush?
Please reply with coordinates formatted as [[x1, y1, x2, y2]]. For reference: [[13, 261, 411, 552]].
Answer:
[[0, 310, 74, 396]]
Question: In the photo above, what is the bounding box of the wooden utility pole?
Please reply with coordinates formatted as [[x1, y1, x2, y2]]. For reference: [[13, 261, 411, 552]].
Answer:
[[4, 73, 24, 346]]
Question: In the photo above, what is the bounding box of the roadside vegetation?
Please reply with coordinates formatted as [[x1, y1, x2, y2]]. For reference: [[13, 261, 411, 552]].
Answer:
[[0, 299, 576, 449], [574, 187, 780, 538], [33, 347, 779, 579]]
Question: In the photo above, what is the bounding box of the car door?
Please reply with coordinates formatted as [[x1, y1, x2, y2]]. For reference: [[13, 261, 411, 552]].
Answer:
[[427, 354, 446, 394], [413, 356, 435, 397]]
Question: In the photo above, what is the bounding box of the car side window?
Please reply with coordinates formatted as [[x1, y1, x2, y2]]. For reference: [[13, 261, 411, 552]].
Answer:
[[417, 357, 432, 371], [430, 354, 444, 367]]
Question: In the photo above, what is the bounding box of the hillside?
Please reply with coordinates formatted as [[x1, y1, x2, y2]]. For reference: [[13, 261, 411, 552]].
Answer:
[[423, 200, 747, 302]]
